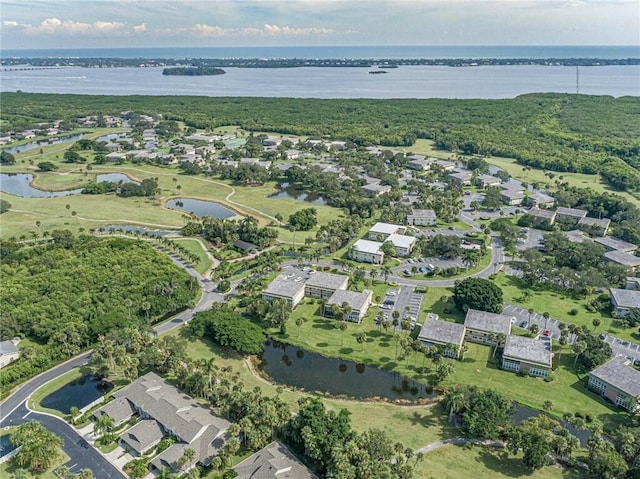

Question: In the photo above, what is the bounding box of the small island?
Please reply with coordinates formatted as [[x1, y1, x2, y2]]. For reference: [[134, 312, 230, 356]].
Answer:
[[162, 67, 226, 76], [368, 70, 388, 74]]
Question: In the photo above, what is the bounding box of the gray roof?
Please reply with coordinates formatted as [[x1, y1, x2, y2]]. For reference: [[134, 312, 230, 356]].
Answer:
[[464, 309, 512, 336], [121, 419, 164, 454], [409, 209, 437, 219], [418, 315, 465, 347], [605, 250, 640, 267], [578, 216, 610, 229], [564, 230, 590, 243], [526, 208, 556, 219], [234, 441, 318, 479], [529, 192, 554, 204], [150, 442, 190, 472], [610, 288, 640, 309], [326, 289, 372, 312], [263, 275, 306, 300], [94, 397, 135, 424], [556, 206, 588, 218], [501, 189, 525, 199], [590, 357, 640, 397], [304, 272, 348, 292], [362, 183, 391, 193], [594, 236, 638, 252], [503, 335, 552, 367], [0, 340, 19, 355]]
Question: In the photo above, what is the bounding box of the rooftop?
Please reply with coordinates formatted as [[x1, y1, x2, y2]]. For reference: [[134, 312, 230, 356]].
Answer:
[[590, 357, 640, 397], [326, 289, 372, 312], [610, 288, 640, 309], [305, 272, 348, 291], [0, 340, 19, 355], [362, 183, 391, 193], [556, 206, 588, 218], [369, 222, 403, 235], [352, 239, 383, 255], [503, 335, 552, 367], [605, 250, 640, 267], [385, 233, 416, 249], [564, 230, 590, 243], [578, 216, 611, 228], [409, 209, 437, 219], [501, 189, 525, 199], [418, 316, 466, 347], [263, 275, 306, 299], [529, 192, 555, 203], [594, 236, 638, 252], [527, 208, 556, 219], [464, 309, 513, 336], [234, 441, 318, 479]]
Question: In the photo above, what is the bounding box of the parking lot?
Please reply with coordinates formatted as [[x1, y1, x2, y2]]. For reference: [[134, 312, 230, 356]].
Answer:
[[380, 285, 424, 331], [396, 256, 465, 277]]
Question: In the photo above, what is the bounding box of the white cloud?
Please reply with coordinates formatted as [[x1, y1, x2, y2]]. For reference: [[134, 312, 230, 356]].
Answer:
[[133, 23, 147, 33], [161, 23, 335, 38], [17, 17, 128, 36]]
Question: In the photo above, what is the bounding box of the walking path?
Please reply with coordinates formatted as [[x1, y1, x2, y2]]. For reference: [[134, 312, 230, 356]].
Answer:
[[414, 438, 504, 454]]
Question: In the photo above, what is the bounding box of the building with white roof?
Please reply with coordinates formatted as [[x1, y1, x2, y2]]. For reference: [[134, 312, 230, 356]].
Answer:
[[502, 336, 553, 377], [261, 274, 306, 308], [463, 309, 512, 345], [350, 240, 384, 264], [323, 289, 373, 323], [406, 209, 437, 226], [385, 233, 416, 257], [417, 314, 465, 359], [609, 288, 640, 318], [368, 222, 406, 241]]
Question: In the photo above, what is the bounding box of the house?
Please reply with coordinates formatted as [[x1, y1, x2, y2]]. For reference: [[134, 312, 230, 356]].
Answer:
[[323, 289, 373, 323], [330, 141, 347, 151], [406, 209, 437, 226], [501, 336, 552, 377], [604, 250, 640, 272], [417, 314, 465, 359], [350, 240, 384, 264], [463, 309, 512, 345], [626, 277, 640, 291], [262, 274, 306, 308], [594, 237, 638, 253], [555, 207, 588, 224], [368, 222, 405, 241], [104, 152, 126, 163], [283, 149, 301, 160], [93, 397, 135, 427], [528, 192, 555, 208], [578, 216, 611, 237], [0, 340, 20, 368], [233, 441, 317, 479], [525, 208, 556, 226], [385, 233, 416, 257], [94, 372, 230, 471], [588, 357, 640, 411], [233, 240, 258, 253], [609, 288, 640, 318], [304, 272, 348, 299], [362, 183, 392, 197], [447, 170, 473, 186], [477, 174, 502, 189], [262, 136, 281, 147], [501, 189, 524, 206]]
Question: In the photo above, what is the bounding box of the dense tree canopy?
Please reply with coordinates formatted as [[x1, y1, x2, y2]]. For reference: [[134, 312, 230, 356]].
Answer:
[[453, 277, 504, 313], [188, 305, 265, 354], [10, 421, 63, 472]]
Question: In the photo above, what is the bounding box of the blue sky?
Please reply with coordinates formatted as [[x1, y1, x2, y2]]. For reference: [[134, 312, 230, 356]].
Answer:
[[1, 0, 639, 50]]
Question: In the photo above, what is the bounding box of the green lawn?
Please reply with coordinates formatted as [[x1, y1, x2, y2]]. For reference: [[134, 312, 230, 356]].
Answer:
[[0, 446, 70, 479], [173, 238, 213, 274], [416, 445, 582, 479]]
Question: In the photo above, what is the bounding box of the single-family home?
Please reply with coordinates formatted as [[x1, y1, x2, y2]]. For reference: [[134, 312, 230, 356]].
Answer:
[[578, 217, 611, 237], [609, 288, 640, 318], [385, 233, 416, 257], [368, 222, 406, 241], [304, 272, 348, 299], [323, 289, 373, 323], [262, 274, 306, 308], [594, 237, 638, 253], [501, 335, 553, 377], [476, 174, 502, 189], [406, 209, 437, 226], [604, 250, 640, 272], [104, 152, 126, 163], [233, 441, 318, 479], [501, 189, 524, 206], [0, 340, 20, 368], [463, 309, 512, 345], [555, 207, 588, 224], [525, 208, 556, 226], [350, 240, 384, 264], [417, 314, 465, 359], [588, 357, 640, 411], [329, 141, 347, 151]]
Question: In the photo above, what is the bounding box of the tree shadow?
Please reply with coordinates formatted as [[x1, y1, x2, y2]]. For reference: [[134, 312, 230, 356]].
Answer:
[[476, 446, 527, 478], [340, 347, 354, 354], [406, 410, 441, 428], [316, 342, 329, 348]]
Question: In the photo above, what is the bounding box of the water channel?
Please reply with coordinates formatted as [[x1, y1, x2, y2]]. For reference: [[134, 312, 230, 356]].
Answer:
[[40, 374, 113, 415], [2, 134, 83, 155], [165, 197, 236, 219], [0, 434, 17, 461]]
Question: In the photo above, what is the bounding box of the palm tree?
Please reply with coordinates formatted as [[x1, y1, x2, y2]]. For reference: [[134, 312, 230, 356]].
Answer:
[[493, 333, 506, 358], [356, 332, 367, 351], [338, 322, 348, 346], [381, 265, 392, 282], [572, 340, 587, 368], [446, 388, 466, 422], [295, 317, 305, 337], [542, 311, 550, 331], [527, 308, 534, 329], [178, 448, 196, 471], [94, 414, 114, 438], [461, 249, 479, 271]]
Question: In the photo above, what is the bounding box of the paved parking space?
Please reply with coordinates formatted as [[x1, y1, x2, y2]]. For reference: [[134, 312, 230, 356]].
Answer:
[[383, 285, 424, 331], [517, 228, 545, 251]]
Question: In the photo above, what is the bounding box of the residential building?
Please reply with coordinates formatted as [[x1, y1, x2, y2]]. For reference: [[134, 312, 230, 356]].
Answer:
[[501, 189, 524, 206], [594, 237, 638, 253], [350, 240, 384, 264], [604, 250, 640, 272], [434, 159, 456, 171], [564, 230, 590, 244], [476, 174, 502, 189], [528, 192, 555, 208], [463, 309, 512, 345], [105, 152, 126, 163], [304, 272, 348, 299], [588, 357, 640, 411], [362, 183, 392, 197], [233, 240, 258, 253], [368, 222, 406, 241], [555, 207, 588, 224], [283, 149, 301, 160], [233, 441, 317, 479], [626, 277, 640, 291], [447, 170, 473, 186], [407, 156, 431, 171], [417, 314, 465, 359], [501, 336, 552, 377], [406, 209, 437, 226], [94, 372, 230, 472], [609, 288, 640, 318], [578, 216, 611, 237], [526, 207, 556, 226], [0, 340, 20, 368], [385, 233, 416, 257], [323, 289, 373, 323], [262, 274, 306, 308]]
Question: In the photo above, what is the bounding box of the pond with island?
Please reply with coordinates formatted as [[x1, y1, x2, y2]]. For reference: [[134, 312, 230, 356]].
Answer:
[[165, 197, 236, 219], [0, 172, 137, 198], [268, 182, 327, 206]]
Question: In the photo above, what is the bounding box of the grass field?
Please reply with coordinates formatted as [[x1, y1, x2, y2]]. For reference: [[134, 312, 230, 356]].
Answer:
[[416, 445, 582, 479], [173, 238, 213, 274]]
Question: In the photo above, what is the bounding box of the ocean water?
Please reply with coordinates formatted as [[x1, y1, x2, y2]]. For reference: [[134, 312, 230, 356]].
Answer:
[[2, 45, 639, 60]]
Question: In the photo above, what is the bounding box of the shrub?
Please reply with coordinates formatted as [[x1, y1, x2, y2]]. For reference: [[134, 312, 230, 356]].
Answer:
[[568, 308, 579, 316]]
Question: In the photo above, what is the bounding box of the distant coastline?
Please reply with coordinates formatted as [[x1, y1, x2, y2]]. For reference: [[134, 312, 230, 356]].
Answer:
[[162, 67, 225, 76]]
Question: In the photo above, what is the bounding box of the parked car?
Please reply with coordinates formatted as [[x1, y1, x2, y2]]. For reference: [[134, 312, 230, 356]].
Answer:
[[543, 329, 552, 337], [599, 333, 606, 340]]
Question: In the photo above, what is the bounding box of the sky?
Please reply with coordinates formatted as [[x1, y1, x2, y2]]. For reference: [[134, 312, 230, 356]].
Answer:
[[1, 0, 639, 50]]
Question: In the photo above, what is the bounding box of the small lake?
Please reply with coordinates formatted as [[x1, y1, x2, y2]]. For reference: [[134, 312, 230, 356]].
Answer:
[[0, 173, 83, 197], [40, 374, 113, 415], [2, 134, 83, 155], [268, 183, 327, 206], [260, 339, 434, 400], [0, 434, 17, 460], [165, 197, 236, 219], [96, 172, 136, 184]]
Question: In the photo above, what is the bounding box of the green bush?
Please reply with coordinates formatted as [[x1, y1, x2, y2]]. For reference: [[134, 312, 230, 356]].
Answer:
[[568, 308, 579, 316]]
